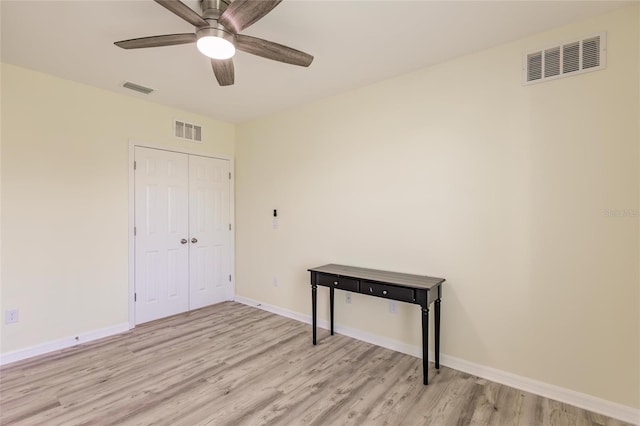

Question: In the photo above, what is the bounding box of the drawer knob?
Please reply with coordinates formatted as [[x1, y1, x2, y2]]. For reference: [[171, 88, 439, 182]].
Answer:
[[334, 281, 338, 286], [383, 290, 387, 295], [369, 287, 372, 293]]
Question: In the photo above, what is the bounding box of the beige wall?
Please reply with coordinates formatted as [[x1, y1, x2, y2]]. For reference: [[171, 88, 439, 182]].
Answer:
[[0, 63, 235, 352], [236, 5, 639, 409]]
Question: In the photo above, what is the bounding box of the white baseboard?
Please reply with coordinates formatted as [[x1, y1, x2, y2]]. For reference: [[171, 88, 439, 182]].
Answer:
[[439, 353, 639, 425], [234, 295, 639, 425], [0, 322, 130, 366]]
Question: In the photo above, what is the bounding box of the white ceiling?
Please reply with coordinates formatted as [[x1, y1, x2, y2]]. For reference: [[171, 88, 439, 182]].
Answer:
[[1, 1, 629, 123]]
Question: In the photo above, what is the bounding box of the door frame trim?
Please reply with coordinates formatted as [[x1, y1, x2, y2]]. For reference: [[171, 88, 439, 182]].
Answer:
[[127, 140, 235, 329]]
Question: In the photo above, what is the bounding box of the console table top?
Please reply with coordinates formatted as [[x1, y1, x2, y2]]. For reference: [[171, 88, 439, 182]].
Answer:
[[308, 264, 445, 291]]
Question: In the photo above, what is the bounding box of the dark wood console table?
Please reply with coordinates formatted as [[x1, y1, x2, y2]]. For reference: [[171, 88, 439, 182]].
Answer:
[[308, 264, 445, 385]]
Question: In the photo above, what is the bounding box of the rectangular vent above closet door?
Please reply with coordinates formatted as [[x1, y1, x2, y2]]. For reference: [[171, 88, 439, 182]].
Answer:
[[174, 120, 202, 142], [523, 32, 606, 85]]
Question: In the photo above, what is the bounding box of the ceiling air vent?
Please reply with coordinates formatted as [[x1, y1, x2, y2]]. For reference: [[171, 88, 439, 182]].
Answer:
[[122, 81, 154, 94], [523, 32, 606, 85], [174, 120, 203, 143]]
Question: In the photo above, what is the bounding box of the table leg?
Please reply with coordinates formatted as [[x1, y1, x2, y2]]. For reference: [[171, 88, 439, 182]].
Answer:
[[435, 298, 441, 370], [422, 306, 429, 385], [330, 287, 334, 335], [312, 284, 317, 345]]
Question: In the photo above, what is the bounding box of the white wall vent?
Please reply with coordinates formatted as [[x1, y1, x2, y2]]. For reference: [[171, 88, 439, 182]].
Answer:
[[523, 32, 606, 85], [174, 120, 203, 143]]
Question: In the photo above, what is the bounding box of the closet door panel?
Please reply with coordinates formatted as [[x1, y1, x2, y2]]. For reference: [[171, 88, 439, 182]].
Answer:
[[189, 155, 231, 309], [134, 147, 190, 324]]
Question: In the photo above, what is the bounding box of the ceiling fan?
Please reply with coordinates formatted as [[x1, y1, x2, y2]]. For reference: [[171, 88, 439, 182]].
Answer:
[[114, 0, 314, 86]]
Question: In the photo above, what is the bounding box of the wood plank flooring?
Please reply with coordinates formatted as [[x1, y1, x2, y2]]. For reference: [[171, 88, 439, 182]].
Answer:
[[0, 302, 631, 425]]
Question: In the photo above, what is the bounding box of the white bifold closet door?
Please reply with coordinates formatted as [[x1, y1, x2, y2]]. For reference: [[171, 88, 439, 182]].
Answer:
[[134, 147, 231, 324]]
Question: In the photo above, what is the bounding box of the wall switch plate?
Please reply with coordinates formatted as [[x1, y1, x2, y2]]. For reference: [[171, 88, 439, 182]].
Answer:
[[389, 300, 398, 314], [272, 277, 278, 287], [5, 309, 19, 324], [272, 217, 279, 230], [346, 292, 352, 304]]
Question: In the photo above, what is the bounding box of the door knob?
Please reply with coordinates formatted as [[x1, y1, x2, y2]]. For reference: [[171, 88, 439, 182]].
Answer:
[[191, 238, 198, 243], [180, 239, 188, 244]]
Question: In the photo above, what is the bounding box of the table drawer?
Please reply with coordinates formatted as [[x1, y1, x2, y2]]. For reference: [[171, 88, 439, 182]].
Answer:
[[316, 273, 359, 292], [362, 281, 415, 303]]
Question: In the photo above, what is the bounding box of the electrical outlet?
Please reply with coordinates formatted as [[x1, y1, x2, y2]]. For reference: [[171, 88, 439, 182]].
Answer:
[[389, 300, 398, 314], [346, 292, 352, 304], [5, 309, 19, 324], [272, 276, 278, 287]]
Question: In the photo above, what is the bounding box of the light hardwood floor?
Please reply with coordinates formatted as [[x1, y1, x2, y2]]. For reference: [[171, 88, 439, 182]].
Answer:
[[0, 302, 631, 425]]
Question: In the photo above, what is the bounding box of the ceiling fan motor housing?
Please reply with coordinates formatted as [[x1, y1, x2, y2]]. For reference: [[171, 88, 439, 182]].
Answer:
[[196, 25, 234, 45], [198, 0, 234, 48], [200, 0, 230, 22]]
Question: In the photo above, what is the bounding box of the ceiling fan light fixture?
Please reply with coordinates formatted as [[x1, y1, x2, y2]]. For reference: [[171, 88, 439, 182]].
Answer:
[[114, 0, 314, 87], [197, 36, 235, 59], [196, 27, 235, 60]]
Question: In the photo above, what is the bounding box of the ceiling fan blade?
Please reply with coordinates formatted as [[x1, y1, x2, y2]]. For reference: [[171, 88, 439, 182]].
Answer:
[[218, 0, 282, 34], [114, 33, 196, 49], [154, 0, 208, 27], [235, 34, 313, 67], [211, 58, 235, 86]]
